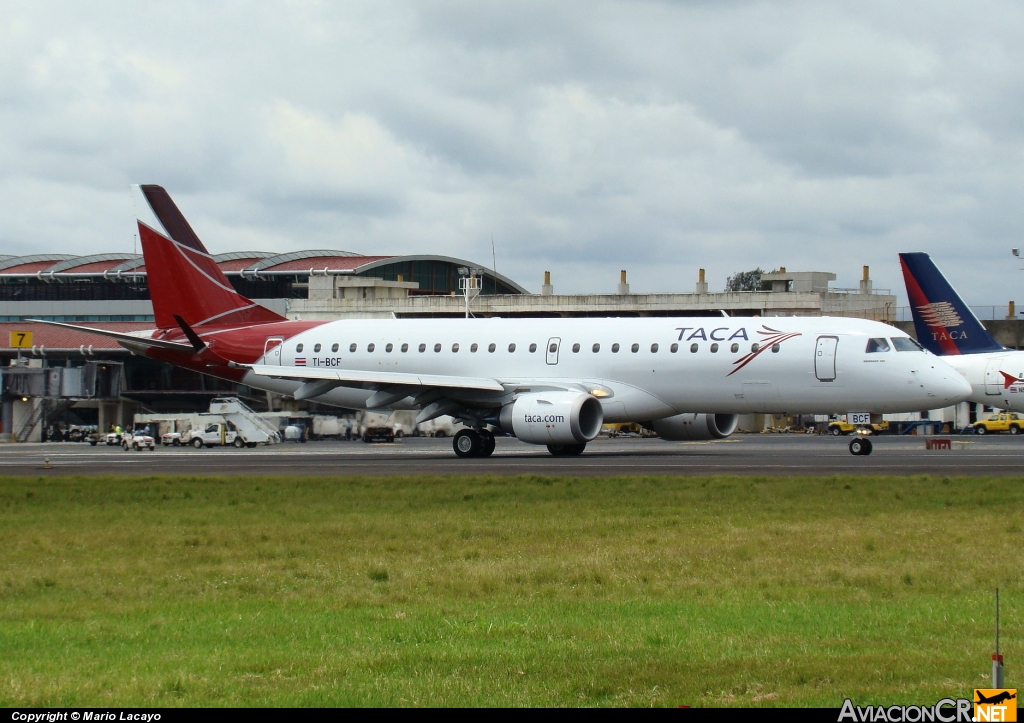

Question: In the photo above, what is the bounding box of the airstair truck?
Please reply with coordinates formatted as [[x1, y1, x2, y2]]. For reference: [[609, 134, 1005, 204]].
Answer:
[[186, 398, 282, 448]]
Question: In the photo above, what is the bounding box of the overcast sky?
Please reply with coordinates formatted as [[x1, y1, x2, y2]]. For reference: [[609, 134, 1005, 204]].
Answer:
[[3, 1, 1024, 306]]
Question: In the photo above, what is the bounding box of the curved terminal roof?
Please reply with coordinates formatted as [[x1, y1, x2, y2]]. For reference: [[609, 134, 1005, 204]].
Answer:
[[48, 253, 139, 274], [0, 250, 529, 294], [0, 254, 77, 274], [214, 251, 278, 272], [253, 255, 393, 273], [354, 255, 529, 294], [245, 250, 363, 272], [110, 257, 147, 273]]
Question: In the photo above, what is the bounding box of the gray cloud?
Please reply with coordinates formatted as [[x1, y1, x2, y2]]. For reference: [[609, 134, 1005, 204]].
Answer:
[[1, 0, 1024, 307]]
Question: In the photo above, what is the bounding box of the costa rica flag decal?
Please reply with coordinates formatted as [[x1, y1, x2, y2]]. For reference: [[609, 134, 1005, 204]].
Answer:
[[295, 358, 306, 366]]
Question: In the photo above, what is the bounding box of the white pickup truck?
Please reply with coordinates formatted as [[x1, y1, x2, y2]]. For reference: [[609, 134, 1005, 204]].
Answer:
[[187, 422, 256, 449]]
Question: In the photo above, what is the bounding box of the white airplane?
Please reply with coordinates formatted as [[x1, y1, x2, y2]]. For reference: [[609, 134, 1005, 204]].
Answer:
[[37, 186, 972, 458], [900, 252, 1024, 416]]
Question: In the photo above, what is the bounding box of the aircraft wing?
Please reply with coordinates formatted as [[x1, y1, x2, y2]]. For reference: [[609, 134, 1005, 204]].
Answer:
[[27, 319, 195, 352], [247, 363, 505, 392]]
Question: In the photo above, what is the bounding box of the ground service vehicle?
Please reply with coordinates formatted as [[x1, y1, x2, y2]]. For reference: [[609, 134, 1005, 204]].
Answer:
[[188, 422, 255, 448], [38, 185, 972, 459], [971, 413, 1024, 435], [362, 426, 395, 443], [827, 419, 889, 436], [122, 432, 155, 450]]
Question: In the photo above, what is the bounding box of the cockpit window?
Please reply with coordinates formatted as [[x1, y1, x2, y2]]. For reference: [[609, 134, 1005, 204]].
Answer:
[[891, 337, 925, 352], [865, 338, 891, 353]]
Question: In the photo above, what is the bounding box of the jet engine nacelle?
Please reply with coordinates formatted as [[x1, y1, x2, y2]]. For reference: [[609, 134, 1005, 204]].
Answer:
[[651, 413, 739, 441], [499, 391, 604, 445]]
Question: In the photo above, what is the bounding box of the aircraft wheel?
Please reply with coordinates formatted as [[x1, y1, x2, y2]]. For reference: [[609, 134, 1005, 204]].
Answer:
[[830, 426, 842, 436], [453, 429, 482, 458], [233, 437, 245, 448], [547, 444, 566, 456], [975, 426, 987, 435], [192, 438, 204, 449], [849, 437, 872, 456], [480, 430, 496, 457]]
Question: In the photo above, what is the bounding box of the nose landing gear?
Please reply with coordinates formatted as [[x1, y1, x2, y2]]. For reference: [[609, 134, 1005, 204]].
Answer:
[[453, 428, 496, 458]]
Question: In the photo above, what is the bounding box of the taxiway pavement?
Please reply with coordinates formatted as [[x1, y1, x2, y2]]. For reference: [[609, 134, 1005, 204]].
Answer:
[[0, 434, 1021, 476]]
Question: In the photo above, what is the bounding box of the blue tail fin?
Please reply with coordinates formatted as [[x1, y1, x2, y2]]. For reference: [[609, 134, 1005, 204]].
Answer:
[[899, 252, 1003, 355]]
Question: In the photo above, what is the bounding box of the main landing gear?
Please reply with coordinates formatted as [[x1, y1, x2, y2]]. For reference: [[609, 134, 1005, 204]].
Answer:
[[849, 437, 873, 456], [453, 428, 496, 458]]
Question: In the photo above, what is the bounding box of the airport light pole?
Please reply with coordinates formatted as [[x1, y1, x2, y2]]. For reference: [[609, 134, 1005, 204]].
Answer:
[[458, 267, 482, 319], [993, 588, 1005, 688]]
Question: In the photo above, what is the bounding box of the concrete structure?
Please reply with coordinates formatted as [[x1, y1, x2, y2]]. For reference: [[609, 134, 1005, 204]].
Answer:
[[540, 271, 554, 296], [695, 269, 709, 295], [291, 268, 897, 320], [307, 274, 419, 301], [616, 270, 630, 295], [761, 268, 835, 293]]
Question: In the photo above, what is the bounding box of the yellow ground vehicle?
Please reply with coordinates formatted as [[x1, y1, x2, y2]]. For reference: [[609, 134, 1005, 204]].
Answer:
[[971, 412, 1024, 435], [827, 419, 890, 436], [603, 422, 642, 437]]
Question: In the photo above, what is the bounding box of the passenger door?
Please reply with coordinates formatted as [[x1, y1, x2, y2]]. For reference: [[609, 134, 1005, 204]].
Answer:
[[984, 357, 1004, 396], [815, 336, 838, 382], [546, 337, 561, 365], [264, 337, 284, 365]]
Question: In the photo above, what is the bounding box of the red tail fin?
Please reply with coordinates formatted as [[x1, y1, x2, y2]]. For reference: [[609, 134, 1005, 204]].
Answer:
[[131, 184, 286, 330]]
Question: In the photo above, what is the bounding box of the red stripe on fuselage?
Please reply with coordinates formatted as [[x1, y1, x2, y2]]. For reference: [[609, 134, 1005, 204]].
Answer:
[[900, 256, 961, 355], [142, 319, 326, 383]]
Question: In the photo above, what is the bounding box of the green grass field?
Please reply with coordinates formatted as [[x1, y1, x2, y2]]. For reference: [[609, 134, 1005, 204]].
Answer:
[[0, 473, 1020, 707]]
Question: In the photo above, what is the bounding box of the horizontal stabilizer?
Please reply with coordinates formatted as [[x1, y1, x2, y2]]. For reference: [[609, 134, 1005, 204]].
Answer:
[[247, 364, 505, 392], [28, 319, 195, 352]]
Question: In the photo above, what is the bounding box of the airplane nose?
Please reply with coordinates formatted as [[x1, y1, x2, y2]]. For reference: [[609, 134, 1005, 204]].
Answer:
[[927, 363, 972, 404]]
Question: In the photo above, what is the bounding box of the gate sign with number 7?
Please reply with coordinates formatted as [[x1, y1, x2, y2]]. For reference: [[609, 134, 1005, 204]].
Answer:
[[9, 331, 33, 349]]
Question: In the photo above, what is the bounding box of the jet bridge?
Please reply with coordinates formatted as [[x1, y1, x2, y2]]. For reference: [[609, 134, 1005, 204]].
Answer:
[[1, 360, 125, 442]]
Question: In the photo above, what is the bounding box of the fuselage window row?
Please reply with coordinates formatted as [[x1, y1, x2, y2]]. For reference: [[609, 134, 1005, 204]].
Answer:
[[294, 340, 767, 359]]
